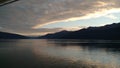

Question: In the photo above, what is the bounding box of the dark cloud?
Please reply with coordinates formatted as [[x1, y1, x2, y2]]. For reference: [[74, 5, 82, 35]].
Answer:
[[0, 0, 120, 36]]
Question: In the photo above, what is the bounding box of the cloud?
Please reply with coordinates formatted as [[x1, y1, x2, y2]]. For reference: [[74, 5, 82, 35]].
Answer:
[[105, 14, 118, 19], [33, 8, 120, 29], [0, 27, 62, 36], [0, 0, 120, 35], [61, 26, 86, 31], [0, 27, 3, 29]]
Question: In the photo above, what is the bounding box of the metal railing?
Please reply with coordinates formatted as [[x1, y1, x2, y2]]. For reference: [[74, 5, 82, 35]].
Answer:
[[0, 0, 19, 7]]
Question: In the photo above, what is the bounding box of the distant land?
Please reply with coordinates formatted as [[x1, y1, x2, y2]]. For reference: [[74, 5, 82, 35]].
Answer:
[[38, 23, 120, 40], [0, 32, 28, 39]]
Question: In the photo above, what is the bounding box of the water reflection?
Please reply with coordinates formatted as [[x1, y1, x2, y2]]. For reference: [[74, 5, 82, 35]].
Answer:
[[0, 39, 120, 68]]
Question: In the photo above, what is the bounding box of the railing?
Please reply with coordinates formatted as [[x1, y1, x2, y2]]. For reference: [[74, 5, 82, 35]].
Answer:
[[0, 0, 19, 7]]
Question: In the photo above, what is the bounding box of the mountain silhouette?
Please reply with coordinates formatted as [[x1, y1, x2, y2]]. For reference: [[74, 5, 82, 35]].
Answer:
[[39, 23, 120, 40], [0, 31, 28, 39]]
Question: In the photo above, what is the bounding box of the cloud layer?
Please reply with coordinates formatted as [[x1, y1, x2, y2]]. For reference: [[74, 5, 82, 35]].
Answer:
[[0, 0, 120, 36]]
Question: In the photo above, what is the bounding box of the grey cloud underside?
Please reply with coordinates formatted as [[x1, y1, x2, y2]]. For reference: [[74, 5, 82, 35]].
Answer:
[[0, 0, 119, 35]]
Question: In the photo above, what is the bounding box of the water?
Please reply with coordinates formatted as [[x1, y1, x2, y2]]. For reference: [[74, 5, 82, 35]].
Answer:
[[0, 39, 120, 68]]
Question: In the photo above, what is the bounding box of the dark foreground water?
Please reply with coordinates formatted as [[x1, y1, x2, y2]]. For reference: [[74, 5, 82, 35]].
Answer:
[[0, 39, 120, 68]]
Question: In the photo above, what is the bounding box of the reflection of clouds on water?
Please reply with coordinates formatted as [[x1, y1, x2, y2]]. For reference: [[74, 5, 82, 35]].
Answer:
[[1, 39, 120, 68], [32, 40, 120, 67], [6, 39, 119, 67]]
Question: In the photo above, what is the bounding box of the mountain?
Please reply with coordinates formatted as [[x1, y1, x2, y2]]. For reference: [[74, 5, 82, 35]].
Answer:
[[0, 31, 28, 39], [38, 30, 71, 39], [39, 23, 120, 40]]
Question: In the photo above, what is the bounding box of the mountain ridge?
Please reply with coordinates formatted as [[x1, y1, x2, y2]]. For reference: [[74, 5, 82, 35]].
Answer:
[[0, 31, 28, 39], [38, 23, 120, 40]]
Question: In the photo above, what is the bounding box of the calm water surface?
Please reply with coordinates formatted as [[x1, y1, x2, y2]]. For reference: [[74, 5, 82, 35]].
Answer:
[[0, 39, 120, 68]]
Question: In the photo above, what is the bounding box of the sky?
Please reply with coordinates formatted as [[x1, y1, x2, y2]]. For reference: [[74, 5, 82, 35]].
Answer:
[[0, 0, 120, 36]]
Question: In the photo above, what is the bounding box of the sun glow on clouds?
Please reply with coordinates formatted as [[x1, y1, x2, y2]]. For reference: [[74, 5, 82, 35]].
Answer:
[[95, 1, 114, 7], [62, 26, 86, 31], [21, 32, 51, 36], [33, 8, 120, 29]]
